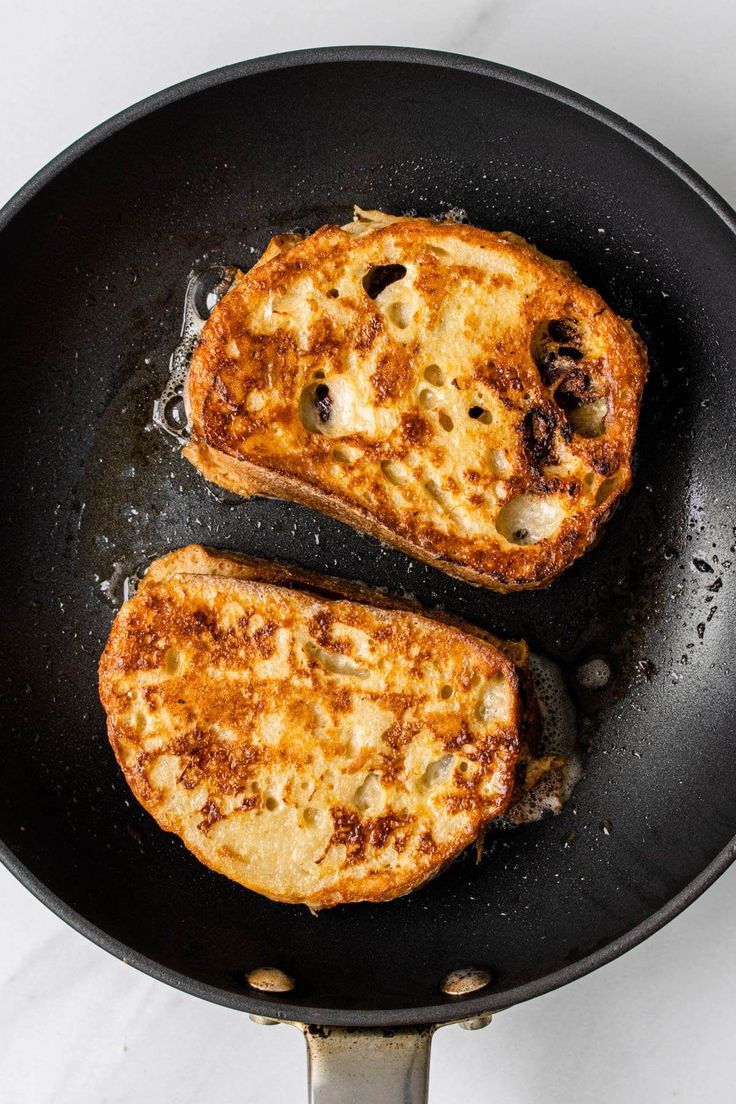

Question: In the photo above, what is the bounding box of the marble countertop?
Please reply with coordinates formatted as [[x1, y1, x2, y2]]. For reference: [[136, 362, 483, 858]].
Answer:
[[2, 2, 735, 1101]]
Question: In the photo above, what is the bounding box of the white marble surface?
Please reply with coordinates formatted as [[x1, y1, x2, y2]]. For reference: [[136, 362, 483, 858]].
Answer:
[[1, 2, 736, 1102]]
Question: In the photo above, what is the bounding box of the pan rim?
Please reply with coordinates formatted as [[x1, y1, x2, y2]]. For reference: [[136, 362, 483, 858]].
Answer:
[[1, 44, 735, 1028]]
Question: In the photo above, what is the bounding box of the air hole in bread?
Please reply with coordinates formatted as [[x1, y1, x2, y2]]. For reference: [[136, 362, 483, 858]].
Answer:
[[439, 684, 453, 700], [300, 382, 330, 433], [418, 388, 439, 409], [387, 300, 412, 329], [326, 288, 339, 298], [468, 406, 493, 425], [265, 796, 279, 811], [381, 459, 410, 486], [569, 397, 608, 438], [305, 640, 369, 679], [459, 761, 469, 773], [362, 263, 407, 299], [423, 365, 445, 386], [421, 754, 455, 789], [496, 494, 564, 545], [354, 772, 384, 811], [164, 647, 185, 675], [595, 472, 622, 507], [423, 480, 465, 528], [438, 411, 454, 432], [476, 678, 511, 723], [424, 479, 445, 504], [332, 444, 361, 464], [303, 807, 320, 826], [250, 781, 261, 793], [313, 369, 326, 380]]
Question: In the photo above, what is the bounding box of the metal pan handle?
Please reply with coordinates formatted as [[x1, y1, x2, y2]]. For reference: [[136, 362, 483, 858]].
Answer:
[[304, 1026, 434, 1104]]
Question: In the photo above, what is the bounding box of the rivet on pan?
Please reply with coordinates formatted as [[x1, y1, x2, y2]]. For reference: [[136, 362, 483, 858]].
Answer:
[[459, 1014, 493, 1031], [246, 966, 295, 993], [249, 1015, 282, 1026], [440, 968, 492, 996]]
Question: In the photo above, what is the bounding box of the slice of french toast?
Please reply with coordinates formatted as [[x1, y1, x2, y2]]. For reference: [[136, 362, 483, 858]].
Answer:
[[99, 546, 525, 908], [184, 209, 647, 591]]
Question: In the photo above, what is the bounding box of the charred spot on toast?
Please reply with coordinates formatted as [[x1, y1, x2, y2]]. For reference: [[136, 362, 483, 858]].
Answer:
[[533, 317, 584, 381], [314, 383, 332, 423], [547, 317, 581, 345], [362, 263, 407, 299], [533, 317, 610, 440], [537, 350, 581, 388], [522, 405, 558, 468], [552, 366, 591, 410]]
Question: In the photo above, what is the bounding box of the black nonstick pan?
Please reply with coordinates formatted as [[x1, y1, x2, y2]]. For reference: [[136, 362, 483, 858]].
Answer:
[[1, 46, 735, 1101]]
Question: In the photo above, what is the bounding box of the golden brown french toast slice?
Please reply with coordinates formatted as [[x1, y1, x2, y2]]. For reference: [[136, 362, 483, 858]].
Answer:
[[184, 209, 647, 591], [141, 543, 545, 776], [99, 546, 523, 907]]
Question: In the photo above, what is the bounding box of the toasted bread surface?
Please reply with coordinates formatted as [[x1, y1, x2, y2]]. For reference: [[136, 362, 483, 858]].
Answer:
[[184, 209, 647, 591], [141, 544, 542, 762], [99, 552, 520, 907]]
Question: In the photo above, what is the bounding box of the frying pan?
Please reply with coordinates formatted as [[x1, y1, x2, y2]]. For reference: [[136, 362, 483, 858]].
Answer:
[[1, 46, 735, 1102]]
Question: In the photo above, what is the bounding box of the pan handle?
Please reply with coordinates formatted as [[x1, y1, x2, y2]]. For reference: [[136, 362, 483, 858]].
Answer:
[[303, 1025, 434, 1104]]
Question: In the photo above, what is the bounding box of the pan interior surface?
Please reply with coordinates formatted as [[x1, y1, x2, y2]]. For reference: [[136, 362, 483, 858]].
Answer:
[[1, 50, 735, 1025]]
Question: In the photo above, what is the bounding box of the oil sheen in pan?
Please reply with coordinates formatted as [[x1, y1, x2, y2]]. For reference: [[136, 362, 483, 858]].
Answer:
[[506, 653, 581, 826], [153, 264, 239, 445]]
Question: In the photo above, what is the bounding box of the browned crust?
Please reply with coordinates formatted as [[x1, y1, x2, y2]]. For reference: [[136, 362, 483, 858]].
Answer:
[[138, 543, 528, 668], [99, 553, 522, 907], [140, 544, 538, 764], [106, 706, 514, 908], [184, 215, 648, 592]]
